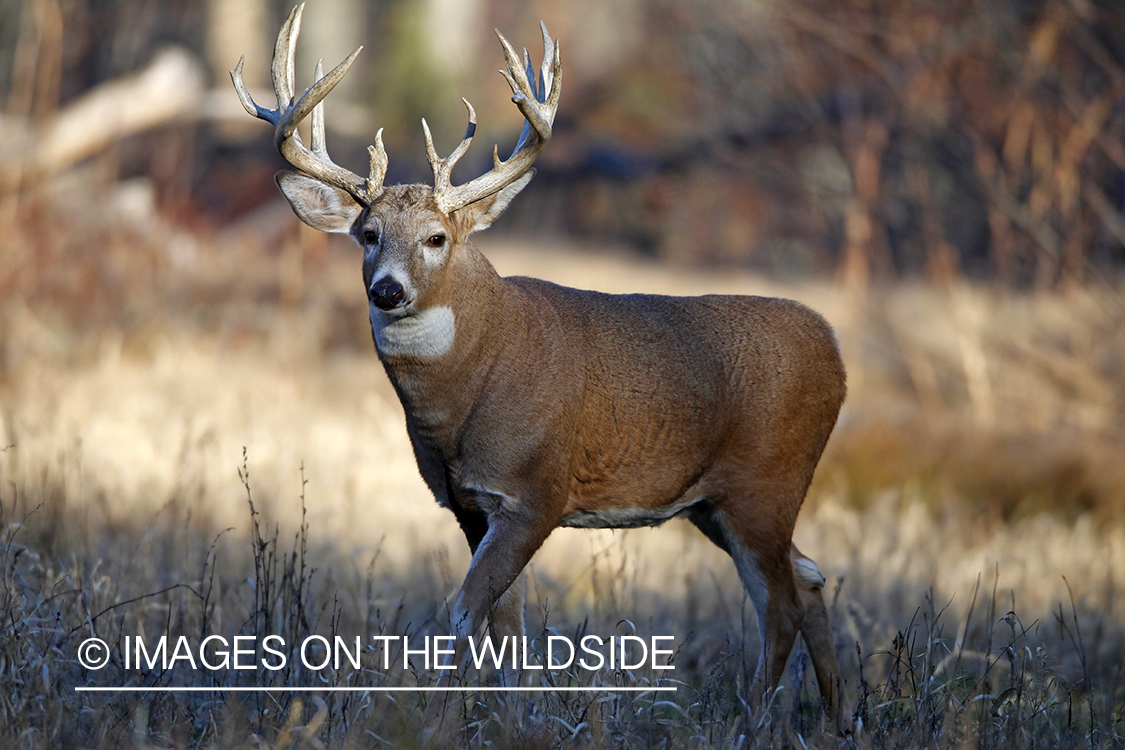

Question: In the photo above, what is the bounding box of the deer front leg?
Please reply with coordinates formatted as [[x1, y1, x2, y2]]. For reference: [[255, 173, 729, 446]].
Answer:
[[424, 499, 554, 735], [449, 501, 528, 656], [448, 498, 527, 690], [449, 501, 549, 659]]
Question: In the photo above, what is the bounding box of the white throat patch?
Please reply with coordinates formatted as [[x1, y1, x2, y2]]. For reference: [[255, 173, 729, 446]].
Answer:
[[370, 304, 456, 358]]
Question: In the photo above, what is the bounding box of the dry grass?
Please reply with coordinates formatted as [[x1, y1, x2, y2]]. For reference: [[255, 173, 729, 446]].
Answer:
[[1, 205, 1124, 747], [3, 450, 1123, 748]]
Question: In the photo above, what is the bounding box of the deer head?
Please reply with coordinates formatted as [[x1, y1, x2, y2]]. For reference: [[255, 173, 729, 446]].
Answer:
[[230, 5, 561, 317]]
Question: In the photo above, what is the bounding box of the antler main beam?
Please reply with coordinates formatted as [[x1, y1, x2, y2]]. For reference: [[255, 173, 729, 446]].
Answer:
[[232, 7, 559, 213], [426, 22, 562, 214], [230, 4, 386, 206]]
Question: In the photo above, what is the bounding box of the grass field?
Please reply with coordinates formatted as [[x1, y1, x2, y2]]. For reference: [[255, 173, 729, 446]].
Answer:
[[1, 219, 1124, 748]]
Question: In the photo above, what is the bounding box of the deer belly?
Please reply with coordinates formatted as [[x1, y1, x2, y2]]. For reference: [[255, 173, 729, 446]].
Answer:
[[559, 496, 705, 529]]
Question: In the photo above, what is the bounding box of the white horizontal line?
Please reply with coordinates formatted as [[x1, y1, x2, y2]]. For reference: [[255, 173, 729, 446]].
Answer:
[[75, 686, 676, 693]]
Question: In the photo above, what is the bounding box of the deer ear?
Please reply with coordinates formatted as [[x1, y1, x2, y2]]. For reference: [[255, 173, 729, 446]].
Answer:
[[462, 170, 535, 234], [276, 170, 363, 234]]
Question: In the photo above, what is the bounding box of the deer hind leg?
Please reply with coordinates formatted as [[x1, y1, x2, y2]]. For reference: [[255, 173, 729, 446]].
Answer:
[[691, 502, 849, 721], [791, 544, 851, 728], [696, 502, 805, 708]]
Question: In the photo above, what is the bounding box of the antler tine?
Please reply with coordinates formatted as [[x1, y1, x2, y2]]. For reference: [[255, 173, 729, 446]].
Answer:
[[231, 56, 276, 123], [539, 22, 556, 102], [311, 59, 327, 156], [423, 99, 479, 196], [429, 23, 561, 214], [278, 45, 362, 141], [273, 5, 300, 112], [495, 31, 534, 112], [230, 4, 385, 206], [368, 130, 388, 195], [421, 118, 440, 169], [523, 47, 536, 98]]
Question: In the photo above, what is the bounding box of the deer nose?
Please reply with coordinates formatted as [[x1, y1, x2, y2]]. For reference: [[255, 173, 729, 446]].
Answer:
[[369, 277, 406, 310]]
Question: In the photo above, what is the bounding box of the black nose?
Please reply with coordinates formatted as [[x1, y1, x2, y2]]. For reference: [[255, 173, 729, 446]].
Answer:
[[369, 277, 406, 310]]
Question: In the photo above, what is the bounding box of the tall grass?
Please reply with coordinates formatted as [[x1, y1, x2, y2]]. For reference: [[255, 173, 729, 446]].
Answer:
[[1, 432, 1122, 748]]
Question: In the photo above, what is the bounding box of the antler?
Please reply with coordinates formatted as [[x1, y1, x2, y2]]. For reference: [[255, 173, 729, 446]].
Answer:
[[230, 4, 387, 206], [424, 22, 562, 214]]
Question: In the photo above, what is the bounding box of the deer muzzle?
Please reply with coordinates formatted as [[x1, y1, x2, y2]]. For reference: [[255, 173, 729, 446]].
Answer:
[[369, 277, 406, 311]]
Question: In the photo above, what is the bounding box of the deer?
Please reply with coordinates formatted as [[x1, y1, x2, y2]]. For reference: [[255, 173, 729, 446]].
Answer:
[[232, 4, 850, 728]]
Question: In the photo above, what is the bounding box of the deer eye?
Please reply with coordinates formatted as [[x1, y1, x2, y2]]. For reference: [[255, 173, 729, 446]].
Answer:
[[426, 234, 446, 248], [363, 230, 379, 245]]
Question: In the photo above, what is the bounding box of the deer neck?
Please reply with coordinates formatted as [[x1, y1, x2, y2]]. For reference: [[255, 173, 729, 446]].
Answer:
[[370, 243, 512, 442]]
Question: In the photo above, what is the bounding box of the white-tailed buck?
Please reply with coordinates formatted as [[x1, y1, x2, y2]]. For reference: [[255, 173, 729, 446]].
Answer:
[[233, 4, 849, 724]]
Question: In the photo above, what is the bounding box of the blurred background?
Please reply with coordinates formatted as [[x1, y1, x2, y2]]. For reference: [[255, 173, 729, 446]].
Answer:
[[4, 0, 1125, 281], [2, 0, 1122, 514], [2, 0, 1125, 743]]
